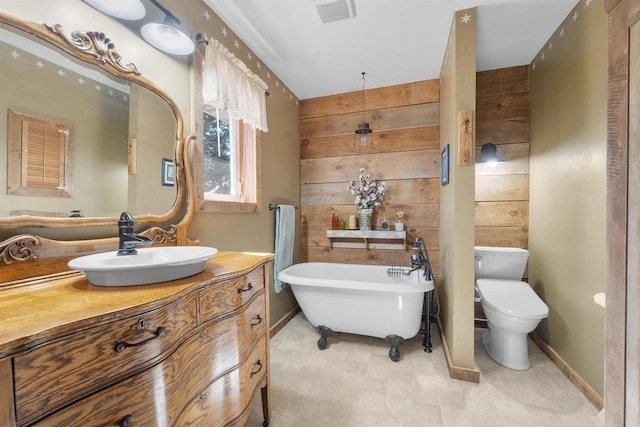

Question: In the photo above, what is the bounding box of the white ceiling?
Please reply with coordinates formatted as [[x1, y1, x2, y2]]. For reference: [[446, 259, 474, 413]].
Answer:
[[205, 0, 579, 100]]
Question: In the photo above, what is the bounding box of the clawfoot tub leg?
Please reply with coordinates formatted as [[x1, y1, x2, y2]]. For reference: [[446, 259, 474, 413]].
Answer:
[[385, 335, 405, 362], [316, 325, 333, 350]]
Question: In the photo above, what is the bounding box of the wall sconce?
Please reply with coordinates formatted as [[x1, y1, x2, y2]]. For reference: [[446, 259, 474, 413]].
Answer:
[[83, 0, 195, 56], [480, 143, 505, 168], [353, 72, 374, 152]]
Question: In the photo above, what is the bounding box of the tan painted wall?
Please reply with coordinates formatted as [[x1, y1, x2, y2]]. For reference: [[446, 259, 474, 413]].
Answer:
[[529, 0, 606, 395], [1, 0, 301, 327], [438, 8, 477, 370]]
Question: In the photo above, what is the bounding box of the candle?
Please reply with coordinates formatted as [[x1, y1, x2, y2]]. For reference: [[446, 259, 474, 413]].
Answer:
[[348, 215, 356, 229]]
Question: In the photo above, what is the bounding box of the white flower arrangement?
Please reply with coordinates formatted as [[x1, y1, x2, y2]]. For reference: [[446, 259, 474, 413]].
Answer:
[[347, 168, 386, 210]]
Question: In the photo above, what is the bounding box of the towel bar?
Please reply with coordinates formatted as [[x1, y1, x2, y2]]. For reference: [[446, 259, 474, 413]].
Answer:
[[269, 203, 298, 211]]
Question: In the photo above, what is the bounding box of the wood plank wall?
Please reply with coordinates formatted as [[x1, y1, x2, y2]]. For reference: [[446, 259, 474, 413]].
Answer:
[[299, 80, 441, 273], [299, 65, 530, 277], [475, 66, 530, 250]]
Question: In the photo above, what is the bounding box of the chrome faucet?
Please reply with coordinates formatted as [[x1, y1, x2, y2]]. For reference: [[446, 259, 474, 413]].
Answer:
[[410, 237, 433, 281], [117, 212, 153, 255]]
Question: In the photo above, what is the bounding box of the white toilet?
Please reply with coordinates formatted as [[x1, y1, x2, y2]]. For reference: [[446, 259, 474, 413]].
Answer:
[[474, 246, 549, 370]]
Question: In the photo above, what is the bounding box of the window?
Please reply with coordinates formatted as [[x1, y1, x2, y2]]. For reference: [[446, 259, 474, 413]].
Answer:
[[7, 109, 73, 198], [192, 36, 267, 213], [203, 108, 237, 198]]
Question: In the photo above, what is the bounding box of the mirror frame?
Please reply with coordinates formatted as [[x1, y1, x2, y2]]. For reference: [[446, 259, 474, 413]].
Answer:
[[0, 11, 197, 284]]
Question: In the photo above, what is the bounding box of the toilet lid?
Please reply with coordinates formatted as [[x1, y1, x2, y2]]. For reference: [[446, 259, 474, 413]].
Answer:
[[476, 279, 549, 320]]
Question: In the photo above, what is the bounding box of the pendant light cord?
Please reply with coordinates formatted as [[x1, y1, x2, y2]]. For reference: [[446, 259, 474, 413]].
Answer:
[[361, 72, 366, 121]]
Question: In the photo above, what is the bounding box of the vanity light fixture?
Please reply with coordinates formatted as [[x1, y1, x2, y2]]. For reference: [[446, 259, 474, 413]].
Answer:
[[82, 0, 146, 20], [141, 0, 195, 55], [354, 72, 374, 151], [480, 143, 505, 168]]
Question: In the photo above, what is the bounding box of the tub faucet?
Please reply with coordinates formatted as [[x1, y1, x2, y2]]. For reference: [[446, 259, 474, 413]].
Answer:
[[117, 212, 153, 255], [410, 237, 433, 281]]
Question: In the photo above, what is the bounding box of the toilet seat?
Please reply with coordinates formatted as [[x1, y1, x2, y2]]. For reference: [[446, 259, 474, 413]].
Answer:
[[476, 279, 549, 320]]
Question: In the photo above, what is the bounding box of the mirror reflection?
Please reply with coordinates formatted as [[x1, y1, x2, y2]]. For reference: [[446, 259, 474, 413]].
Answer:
[[0, 23, 177, 219]]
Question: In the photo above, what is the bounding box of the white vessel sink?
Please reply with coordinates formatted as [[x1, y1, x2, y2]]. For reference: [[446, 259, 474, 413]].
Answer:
[[68, 246, 218, 286]]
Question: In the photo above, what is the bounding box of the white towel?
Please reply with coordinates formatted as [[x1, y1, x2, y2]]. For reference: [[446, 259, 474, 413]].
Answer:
[[274, 205, 295, 293]]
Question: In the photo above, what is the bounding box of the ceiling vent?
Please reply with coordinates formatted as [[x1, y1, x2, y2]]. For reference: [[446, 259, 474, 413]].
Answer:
[[312, 0, 355, 24]]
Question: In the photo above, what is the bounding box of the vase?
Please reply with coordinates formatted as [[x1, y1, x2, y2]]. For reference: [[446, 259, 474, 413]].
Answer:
[[358, 208, 373, 231]]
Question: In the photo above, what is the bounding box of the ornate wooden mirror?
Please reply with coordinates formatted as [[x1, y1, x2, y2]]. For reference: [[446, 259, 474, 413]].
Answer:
[[0, 10, 196, 284]]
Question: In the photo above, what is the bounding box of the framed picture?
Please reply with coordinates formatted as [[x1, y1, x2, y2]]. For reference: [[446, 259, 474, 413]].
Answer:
[[161, 158, 175, 186], [441, 144, 450, 186]]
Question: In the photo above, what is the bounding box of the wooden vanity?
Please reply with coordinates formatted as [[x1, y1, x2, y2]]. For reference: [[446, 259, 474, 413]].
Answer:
[[0, 251, 274, 426]]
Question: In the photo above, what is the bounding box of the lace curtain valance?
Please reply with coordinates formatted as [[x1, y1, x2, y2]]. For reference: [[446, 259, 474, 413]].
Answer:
[[203, 37, 269, 132]]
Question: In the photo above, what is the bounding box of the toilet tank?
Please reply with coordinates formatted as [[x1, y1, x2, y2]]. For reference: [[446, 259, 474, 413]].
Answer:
[[474, 246, 529, 280]]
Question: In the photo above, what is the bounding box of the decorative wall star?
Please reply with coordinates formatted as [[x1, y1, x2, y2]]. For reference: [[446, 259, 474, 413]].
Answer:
[[256, 62, 261, 70], [57, 69, 65, 76], [541, 52, 545, 61], [573, 11, 579, 21], [548, 42, 553, 50], [532, 62, 536, 70], [560, 28, 565, 37], [460, 13, 472, 24], [275, 80, 280, 87], [36, 60, 44, 68], [234, 40, 240, 49], [221, 27, 227, 37], [10, 50, 20, 59], [585, 0, 592, 7], [247, 52, 252, 61], [78, 77, 85, 84], [95, 84, 102, 91], [203, 10, 211, 21]]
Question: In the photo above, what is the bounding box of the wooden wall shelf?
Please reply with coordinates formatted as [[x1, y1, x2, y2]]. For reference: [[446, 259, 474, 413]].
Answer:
[[326, 230, 406, 250]]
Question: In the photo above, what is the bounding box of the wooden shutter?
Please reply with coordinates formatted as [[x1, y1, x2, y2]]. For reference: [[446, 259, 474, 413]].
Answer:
[[7, 109, 72, 197], [22, 120, 66, 189]]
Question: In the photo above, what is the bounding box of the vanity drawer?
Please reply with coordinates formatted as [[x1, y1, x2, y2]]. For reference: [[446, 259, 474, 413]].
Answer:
[[243, 293, 267, 348], [14, 293, 197, 424], [175, 336, 268, 426], [200, 266, 265, 322], [33, 316, 267, 426]]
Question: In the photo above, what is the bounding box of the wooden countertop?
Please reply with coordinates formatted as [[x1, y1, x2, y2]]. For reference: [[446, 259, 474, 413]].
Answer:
[[0, 251, 274, 358]]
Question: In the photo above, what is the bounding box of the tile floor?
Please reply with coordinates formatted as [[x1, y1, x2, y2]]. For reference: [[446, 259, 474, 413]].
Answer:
[[246, 313, 602, 427]]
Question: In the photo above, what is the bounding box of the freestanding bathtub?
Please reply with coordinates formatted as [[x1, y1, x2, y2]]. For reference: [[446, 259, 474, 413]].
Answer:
[[278, 262, 435, 361]]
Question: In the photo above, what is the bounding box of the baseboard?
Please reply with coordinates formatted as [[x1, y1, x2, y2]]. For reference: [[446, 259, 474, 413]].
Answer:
[[436, 317, 480, 383], [269, 305, 301, 338], [529, 332, 604, 411]]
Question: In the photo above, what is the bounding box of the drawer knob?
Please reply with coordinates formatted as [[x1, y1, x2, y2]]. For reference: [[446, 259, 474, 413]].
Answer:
[[238, 282, 254, 294], [250, 314, 263, 328], [250, 360, 263, 378], [119, 414, 133, 427], [115, 327, 166, 353]]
